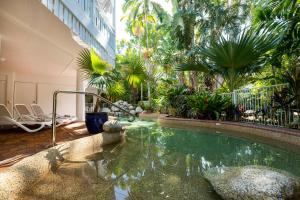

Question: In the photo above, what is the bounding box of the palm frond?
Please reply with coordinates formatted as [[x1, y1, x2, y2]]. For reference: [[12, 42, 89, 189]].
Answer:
[[120, 51, 146, 89], [90, 49, 112, 75], [107, 82, 126, 98], [175, 62, 209, 73], [77, 48, 92, 79]]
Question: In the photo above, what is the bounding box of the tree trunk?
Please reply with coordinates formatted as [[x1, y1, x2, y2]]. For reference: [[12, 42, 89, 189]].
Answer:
[[190, 71, 198, 91], [141, 83, 143, 101], [93, 88, 103, 112], [144, 2, 152, 105], [94, 98, 101, 113], [178, 71, 186, 85], [147, 82, 151, 101], [188, 0, 198, 91], [204, 74, 214, 91], [132, 87, 137, 105]]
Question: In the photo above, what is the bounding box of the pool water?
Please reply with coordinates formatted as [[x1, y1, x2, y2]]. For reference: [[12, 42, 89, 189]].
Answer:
[[23, 122, 300, 200]]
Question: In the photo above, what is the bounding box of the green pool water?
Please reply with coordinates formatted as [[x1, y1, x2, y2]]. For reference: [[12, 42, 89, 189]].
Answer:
[[24, 121, 300, 200]]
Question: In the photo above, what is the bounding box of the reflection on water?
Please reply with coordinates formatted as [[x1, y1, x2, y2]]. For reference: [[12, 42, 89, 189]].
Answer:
[[23, 123, 300, 200]]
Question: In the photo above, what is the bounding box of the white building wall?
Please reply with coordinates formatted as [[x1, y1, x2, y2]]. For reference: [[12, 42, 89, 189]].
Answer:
[[0, 71, 77, 117], [41, 0, 116, 66], [0, 72, 15, 113], [0, 0, 117, 120]]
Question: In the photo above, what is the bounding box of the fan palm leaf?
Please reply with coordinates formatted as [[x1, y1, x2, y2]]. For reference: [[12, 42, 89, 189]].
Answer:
[[77, 48, 112, 92], [77, 48, 111, 78], [77, 48, 92, 79], [120, 51, 146, 89], [107, 82, 126, 100], [76, 48, 113, 112], [176, 23, 286, 91], [90, 49, 111, 75]]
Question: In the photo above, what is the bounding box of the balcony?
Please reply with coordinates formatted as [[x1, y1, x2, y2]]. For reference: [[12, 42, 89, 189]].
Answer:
[[41, 0, 116, 65]]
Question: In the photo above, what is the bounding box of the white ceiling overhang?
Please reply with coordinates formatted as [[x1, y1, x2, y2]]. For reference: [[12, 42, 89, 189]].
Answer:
[[0, 0, 83, 77]]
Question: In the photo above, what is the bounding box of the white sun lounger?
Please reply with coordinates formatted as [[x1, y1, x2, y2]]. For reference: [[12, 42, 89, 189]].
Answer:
[[29, 104, 52, 121], [14, 104, 52, 124], [30, 104, 77, 124], [0, 104, 47, 132]]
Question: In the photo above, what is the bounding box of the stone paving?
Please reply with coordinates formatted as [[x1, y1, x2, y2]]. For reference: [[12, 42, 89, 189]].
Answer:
[[0, 122, 89, 168]]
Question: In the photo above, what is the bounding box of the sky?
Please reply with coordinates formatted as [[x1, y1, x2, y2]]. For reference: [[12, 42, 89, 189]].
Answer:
[[115, 0, 172, 41]]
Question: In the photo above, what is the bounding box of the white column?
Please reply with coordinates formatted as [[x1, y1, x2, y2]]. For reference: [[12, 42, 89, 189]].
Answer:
[[76, 69, 87, 121], [4, 72, 14, 114], [113, 0, 116, 28]]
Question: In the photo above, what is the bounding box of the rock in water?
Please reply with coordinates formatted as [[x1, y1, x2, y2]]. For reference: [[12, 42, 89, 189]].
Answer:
[[203, 165, 300, 200], [103, 120, 123, 133]]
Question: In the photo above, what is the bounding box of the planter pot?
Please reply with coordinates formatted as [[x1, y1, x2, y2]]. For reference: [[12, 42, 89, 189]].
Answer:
[[85, 112, 108, 134]]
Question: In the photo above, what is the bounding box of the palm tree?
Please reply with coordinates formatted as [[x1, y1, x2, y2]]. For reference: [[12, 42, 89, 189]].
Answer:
[[123, 0, 167, 46], [170, 0, 198, 89], [177, 23, 285, 92], [77, 48, 112, 112], [170, 0, 251, 90], [123, 0, 167, 103], [106, 67, 126, 102], [119, 50, 147, 104], [253, 0, 300, 70]]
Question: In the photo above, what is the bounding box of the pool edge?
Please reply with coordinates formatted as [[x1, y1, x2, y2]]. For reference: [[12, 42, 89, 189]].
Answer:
[[0, 132, 124, 200], [139, 113, 300, 147]]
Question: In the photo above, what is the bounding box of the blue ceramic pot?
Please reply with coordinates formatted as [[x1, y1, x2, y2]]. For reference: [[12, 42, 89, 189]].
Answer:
[[85, 112, 108, 134]]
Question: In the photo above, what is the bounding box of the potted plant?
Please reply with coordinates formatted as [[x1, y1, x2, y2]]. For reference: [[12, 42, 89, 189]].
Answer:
[[77, 48, 112, 134]]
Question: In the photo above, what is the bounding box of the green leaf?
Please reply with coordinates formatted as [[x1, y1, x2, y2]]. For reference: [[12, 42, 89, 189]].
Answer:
[[90, 49, 111, 75]]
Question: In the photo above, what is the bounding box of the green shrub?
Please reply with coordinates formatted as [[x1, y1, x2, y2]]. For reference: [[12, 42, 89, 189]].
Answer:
[[165, 85, 233, 120], [166, 85, 194, 117], [152, 97, 168, 113], [187, 92, 232, 120]]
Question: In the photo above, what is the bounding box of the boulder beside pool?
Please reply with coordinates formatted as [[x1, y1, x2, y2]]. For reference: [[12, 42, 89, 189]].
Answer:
[[103, 120, 123, 133], [135, 106, 143, 113], [203, 165, 300, 200]]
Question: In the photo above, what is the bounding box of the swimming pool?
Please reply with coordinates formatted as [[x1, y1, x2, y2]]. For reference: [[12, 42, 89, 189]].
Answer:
[[22, 121, 300, 199]]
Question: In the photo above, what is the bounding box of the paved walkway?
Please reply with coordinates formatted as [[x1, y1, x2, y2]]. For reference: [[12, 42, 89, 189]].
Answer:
[[0, 122, 89, 168]]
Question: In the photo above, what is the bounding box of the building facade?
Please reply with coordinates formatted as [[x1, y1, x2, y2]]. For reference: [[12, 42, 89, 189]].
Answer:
[[0, 0, 116, 119]]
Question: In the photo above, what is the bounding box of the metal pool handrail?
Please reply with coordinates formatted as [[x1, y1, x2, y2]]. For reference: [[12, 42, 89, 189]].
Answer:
[[52, 90, 136, 146]]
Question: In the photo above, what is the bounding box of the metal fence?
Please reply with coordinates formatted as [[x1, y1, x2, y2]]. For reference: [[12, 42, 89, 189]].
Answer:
[[222, 84, 300, 129]]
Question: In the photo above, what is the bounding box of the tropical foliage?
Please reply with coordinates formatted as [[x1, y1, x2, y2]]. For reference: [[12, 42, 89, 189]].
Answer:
[[177, 23, 285, 91], [163, 85, 233, 120], [77, 0, 300, 125], [77, 48, 113, 112], [117, 50, 147, 103]]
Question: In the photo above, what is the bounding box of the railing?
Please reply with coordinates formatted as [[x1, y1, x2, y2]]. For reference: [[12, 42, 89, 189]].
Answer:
[[222, 83, 300, 128], [52, 91, 135, 146]]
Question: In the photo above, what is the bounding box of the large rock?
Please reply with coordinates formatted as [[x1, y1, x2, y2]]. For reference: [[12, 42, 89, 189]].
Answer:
[[101, 107, 111, 113], [111, 106, 119, 112], [103, 120, 123, 133], [204, 165, 300, 200], [129, 110, 136, 115], [135, 106, 143, 113]]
